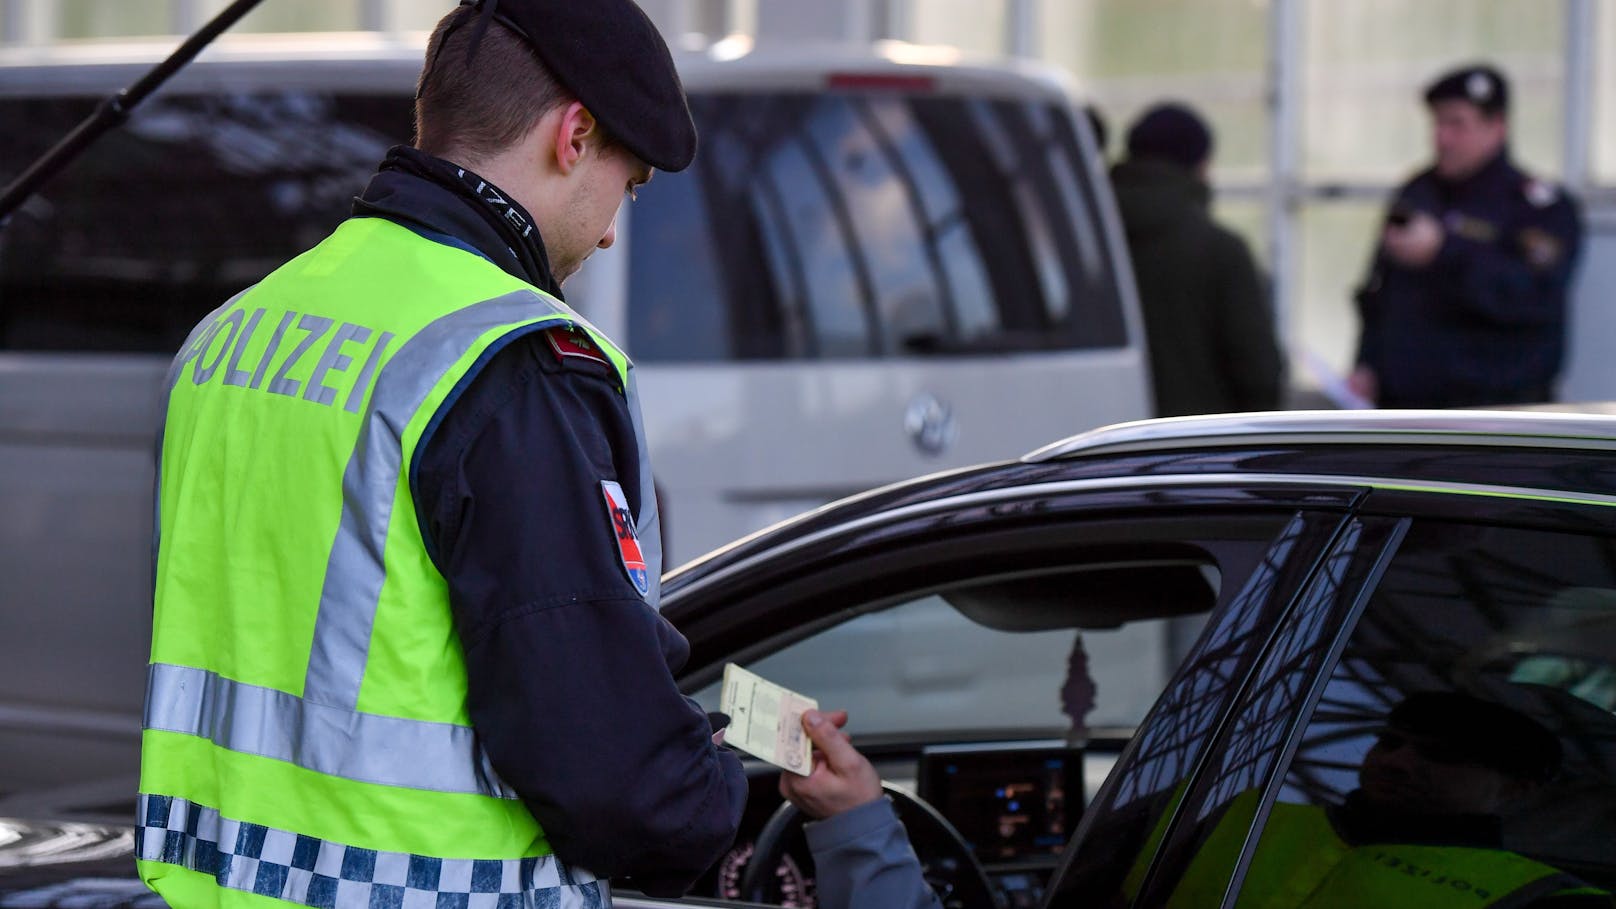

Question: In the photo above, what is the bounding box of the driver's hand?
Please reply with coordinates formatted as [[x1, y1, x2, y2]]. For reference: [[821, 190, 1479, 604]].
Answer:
[[779, 709, 882, 820]]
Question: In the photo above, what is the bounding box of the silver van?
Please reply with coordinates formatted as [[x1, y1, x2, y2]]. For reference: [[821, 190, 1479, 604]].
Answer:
[[0, 34, 1149, 813]]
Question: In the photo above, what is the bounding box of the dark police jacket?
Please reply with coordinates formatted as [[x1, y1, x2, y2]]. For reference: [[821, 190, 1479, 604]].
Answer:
[[1354, 151, 1583, 408], [1110, 158, 1284, 417], [351, 147, 746, 897]]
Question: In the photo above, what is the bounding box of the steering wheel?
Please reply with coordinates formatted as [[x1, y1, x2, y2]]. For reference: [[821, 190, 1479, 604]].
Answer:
[[739, 782, 1002, 909]]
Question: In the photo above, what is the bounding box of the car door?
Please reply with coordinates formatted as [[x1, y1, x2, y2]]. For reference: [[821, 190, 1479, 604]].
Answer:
[[1052, 513, 1408, 908], [616, 477, 1360, 908], [1078, 488, 1616, 908], [1220, 494, 1616, 908]]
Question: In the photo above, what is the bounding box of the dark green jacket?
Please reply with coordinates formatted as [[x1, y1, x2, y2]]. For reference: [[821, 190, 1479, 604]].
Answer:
[[1111, 158, 1283, 417]]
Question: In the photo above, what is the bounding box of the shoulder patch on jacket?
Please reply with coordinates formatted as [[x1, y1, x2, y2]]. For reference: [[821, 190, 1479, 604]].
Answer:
[[600, 480, 650, 597], [544, 326, 609, 368], [1522, 177, 1560, 209]]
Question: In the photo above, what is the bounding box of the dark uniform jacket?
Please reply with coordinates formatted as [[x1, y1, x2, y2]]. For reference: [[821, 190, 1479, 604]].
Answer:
[[351, 147, 746, 897], [1110, 159, 1284, 417], [1354, 150, 1583, 408]]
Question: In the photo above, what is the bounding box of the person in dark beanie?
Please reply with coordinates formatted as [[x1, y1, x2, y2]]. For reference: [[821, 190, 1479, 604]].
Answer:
[[138, 2, 745, 905], [1111, 102, 1284, 417], [1349, 63, 1584, 408]]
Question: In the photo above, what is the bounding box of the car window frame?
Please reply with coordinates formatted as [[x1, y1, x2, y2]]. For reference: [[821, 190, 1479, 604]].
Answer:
[[659, 480, 1363, 909], [1041, 506, 1362, 906], [667, 482, 1364, 695], [1137, 481, 1616, 909], [1117, 514, 1411, 909], [1210, 489, 1616, 909]]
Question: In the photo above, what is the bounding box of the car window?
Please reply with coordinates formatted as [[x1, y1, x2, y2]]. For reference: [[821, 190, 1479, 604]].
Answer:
[[679, 509, 1331, 901], [626, 92, 1128, 362], [1107, 516, 1407, 908], [1045, 511, 1357, 907], [1224, 520, 1616, 906], [693, 592, 1204, 745], [0, 92, 405, 353]]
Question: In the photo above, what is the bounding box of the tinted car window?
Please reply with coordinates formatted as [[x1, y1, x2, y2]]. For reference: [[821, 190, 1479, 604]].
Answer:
[[1227, 520, 1616, 905], [1121, 516, 1407, 908], [0, 92, 406, 353], [626, 93, 1128, 362], [1048, 511, 1350, 906], [693, 593, 1198, 743]]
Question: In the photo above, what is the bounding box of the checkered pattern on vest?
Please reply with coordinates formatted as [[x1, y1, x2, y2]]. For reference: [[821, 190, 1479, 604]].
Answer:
[[136, 796, 603, 909]]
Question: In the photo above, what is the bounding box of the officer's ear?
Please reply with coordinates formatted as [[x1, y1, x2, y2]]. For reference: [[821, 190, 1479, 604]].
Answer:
[[552, 101, 604, 176]]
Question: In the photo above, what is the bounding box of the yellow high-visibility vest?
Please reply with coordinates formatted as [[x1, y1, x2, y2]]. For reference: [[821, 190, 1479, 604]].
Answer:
[[140, 216, 658, 909]]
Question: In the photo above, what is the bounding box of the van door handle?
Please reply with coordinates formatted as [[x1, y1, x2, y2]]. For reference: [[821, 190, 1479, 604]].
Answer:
[[904, 393, 956, 456]]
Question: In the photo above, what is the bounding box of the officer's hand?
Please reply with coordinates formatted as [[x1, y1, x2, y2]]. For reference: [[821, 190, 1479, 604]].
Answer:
[[779, 709, 882, 820], [1383, 211, 1444, 268]]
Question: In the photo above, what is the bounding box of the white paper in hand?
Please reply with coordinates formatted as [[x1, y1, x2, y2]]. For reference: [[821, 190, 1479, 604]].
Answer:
[[718, 663, 818, 776]]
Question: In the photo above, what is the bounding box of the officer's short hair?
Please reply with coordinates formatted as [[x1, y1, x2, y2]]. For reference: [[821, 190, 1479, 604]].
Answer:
[[414, 9, 575, 165], [415, 0, 694, 173], [1424, 64, 1510, 118]]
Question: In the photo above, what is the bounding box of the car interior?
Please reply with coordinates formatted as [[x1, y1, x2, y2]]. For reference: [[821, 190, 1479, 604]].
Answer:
[[667, 512, 1616, 909], [677, 547, 1229, 908], [1262, 520, 1616, 895]]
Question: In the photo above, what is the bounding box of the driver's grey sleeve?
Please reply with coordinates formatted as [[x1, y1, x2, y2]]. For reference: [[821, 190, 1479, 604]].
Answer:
[[804, 799, 942, 909]]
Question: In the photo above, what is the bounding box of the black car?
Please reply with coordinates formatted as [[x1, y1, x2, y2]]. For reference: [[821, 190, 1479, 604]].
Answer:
[[8, 410, 1616, 909]]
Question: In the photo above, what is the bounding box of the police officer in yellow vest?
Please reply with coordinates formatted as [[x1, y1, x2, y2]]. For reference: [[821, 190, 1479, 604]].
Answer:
[[1158, 692, 1611, 908], [138, 2, 746, 906]]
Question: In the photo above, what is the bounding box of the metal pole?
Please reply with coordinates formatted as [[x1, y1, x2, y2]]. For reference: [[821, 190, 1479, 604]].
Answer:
[[689, 0, 726, 40], [636, 0, 691, 40], [6, 0, 54, 45], [1006, 0, 1037, 58], [1266, 0, 1303, 383], [171, 0, 202, 35], [848, 0, 873, 43], [754, 0, 870, 44], [1561, 0, 1596, 195], [721, 0, 754, 37], [884, 0, 913, 41], [359, 0, 390, 34], [0, 0, 269, 225], [1, 0, 21, 44]]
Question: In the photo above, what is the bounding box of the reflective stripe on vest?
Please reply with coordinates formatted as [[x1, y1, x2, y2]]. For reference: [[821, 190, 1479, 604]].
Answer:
[[1161, 792, 1599, 908], [144, 664, 512, 798], [135, 795, 603, 908]]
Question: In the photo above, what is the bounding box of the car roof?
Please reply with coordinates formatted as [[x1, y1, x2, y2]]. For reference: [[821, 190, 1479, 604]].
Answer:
[[0, 32, 1081, 102], [669, 407, 1616, 581], [1027, 408, 1616, 462]]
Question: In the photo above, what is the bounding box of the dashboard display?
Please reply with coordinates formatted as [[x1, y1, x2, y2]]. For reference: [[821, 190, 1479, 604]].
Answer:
[[917, 744, 1083, 866]]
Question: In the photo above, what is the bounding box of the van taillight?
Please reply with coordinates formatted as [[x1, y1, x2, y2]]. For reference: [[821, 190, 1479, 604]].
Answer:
[[825, 73, 937, 92]]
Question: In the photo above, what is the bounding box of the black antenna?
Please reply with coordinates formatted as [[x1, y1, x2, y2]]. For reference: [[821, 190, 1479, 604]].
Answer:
[[0, 0, 268, 225]]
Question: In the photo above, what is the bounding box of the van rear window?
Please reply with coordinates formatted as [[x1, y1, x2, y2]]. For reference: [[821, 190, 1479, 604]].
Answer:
[[0, 92, 406, 353], [626, 93, 1128, 361], [0, 88, 1127, 361]]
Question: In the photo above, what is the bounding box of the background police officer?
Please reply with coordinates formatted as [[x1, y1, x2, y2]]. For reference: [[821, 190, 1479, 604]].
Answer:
[[1348, 63, 1584, 409], [139, 1, 745, 906]]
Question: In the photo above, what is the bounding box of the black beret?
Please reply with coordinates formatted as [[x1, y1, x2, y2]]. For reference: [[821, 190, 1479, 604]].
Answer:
[[456, 0, 697, 172], [1125, 102, 1213, 170], [1424, 64, 1510, 116], [1387, 690, 1560, 781]]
